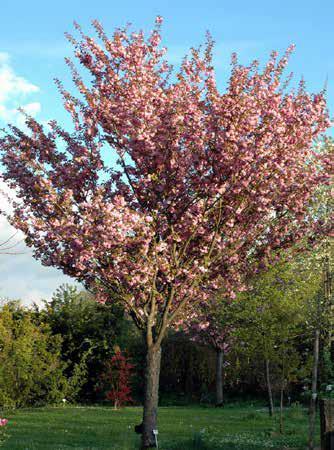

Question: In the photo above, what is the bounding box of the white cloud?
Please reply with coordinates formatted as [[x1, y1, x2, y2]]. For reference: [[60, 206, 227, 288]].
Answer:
[[0, 58, 76, 305], [0, 181, 77, 306], [0, 52, 41, 125]]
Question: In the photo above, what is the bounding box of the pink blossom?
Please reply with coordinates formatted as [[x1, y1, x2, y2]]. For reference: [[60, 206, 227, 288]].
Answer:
[[0, 418, 8, 427]]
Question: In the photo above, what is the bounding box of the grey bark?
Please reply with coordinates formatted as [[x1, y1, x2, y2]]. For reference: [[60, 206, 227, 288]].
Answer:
[[215, 349, 224, 406], [141, 346, 161, 449], [265, 359, 275, 417]]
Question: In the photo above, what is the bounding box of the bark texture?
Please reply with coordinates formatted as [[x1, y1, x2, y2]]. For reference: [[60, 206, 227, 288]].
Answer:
[[265, 359, 275, 417], [215, 349, 224, 407], [141, 346, 162, 449], [320, 399, 334, 450], [308, 328, 320, 450]]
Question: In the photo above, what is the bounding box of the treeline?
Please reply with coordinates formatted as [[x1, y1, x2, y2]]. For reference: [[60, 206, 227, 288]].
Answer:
[[0, 245, 332, 411]]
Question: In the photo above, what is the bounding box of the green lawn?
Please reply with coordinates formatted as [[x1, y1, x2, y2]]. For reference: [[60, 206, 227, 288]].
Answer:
[[2, 404, 319, 450]]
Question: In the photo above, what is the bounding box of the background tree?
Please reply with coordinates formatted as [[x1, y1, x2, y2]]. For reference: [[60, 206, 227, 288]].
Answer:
[[98, 348, 134, 409], [40, 285, 131, 401], [181, 300, 231, 406], [158, 331, 217, 405], [0, 302, 67, 408], [306, 235, 333, 448], [0, 17, 331, 448], [230, 255, 321, 417]]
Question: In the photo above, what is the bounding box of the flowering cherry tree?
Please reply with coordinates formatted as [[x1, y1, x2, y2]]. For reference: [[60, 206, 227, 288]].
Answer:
[[0, 17, 332, 448]]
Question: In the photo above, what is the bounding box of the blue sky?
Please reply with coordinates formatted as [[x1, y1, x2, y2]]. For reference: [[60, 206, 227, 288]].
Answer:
[[1, 0, 334, 126], [0, 0, 333, 302]]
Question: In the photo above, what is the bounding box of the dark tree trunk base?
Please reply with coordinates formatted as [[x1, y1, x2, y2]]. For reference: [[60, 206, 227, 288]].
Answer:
[[141, 443, 157, 449], [215, 401, 225, 408], [135, 423, 144, 434]]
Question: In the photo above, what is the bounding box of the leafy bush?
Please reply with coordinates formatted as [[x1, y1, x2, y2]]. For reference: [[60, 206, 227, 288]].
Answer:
[[0, 302, 67, 408], [41, 285, 131, 402]]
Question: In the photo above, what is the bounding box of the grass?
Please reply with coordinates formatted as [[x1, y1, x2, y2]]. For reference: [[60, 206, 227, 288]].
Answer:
[[2, 404, 319, 450]]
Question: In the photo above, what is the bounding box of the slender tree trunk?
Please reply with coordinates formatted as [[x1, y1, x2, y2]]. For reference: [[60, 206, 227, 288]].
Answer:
[[265, 359, 274, 417], [280, 351, 286, 434], [141, 346, 162, 449], [215, 349, 224, 407], [279, 385, 284, 434], [308, 328, 320, 450]]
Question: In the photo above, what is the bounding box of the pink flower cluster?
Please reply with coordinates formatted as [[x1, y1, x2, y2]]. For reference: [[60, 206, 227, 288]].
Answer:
[[180, 300, 232, 352], [0, 418, 8, 427]]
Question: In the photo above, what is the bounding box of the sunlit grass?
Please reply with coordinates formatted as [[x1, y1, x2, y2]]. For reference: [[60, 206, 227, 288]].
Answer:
[[2, 404, 318, 449]]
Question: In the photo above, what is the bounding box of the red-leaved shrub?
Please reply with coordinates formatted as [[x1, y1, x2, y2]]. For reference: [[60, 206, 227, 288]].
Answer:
[[101, 350, 134, 409]]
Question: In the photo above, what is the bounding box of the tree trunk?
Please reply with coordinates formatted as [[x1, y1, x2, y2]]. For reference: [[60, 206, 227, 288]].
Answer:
[[280, 352, 285, 434], [309, 328, 320, 450], [279, 385, 284, 434], [141, 346, 162, 449], [265, 359, 274, 417], [215, 349, 224, 407], [320, 399, 334, 450]]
